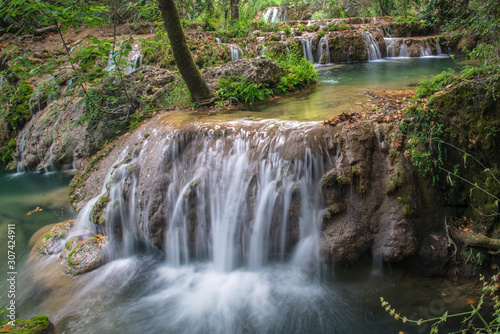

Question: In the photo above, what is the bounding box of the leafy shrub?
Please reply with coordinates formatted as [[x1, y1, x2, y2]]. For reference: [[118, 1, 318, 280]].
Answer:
[[217, 77, 274, 104], [274, 46, 318, 94]]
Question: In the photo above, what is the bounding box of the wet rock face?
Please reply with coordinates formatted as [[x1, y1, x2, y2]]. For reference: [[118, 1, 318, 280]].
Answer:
[[202, 58, 285, 90], [319, 122, 418, 263], [71, 115, 430, 266]]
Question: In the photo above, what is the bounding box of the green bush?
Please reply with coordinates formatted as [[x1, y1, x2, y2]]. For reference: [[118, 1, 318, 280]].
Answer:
[[217, 77, 274, 104]]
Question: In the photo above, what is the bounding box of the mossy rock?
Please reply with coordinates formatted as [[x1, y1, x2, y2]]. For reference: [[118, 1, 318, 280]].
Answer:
[[324, 202, 347, 221], [0, 315, 56, 334], [321, 167, 352, 188], [34, 220, 76, 255], [91, 193, 110, 226], [61, 235, 107, 276]]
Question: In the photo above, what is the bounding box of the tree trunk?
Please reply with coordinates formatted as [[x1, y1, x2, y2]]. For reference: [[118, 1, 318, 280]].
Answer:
[[157, 0, 212, 102], [231, 0, 239, 21]]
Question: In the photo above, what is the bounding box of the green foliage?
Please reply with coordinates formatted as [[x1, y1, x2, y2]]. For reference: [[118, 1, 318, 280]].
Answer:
[[217, 77, 274, 104], [215, 46, 316, 104], [274, 46, 318, 94], [311, 10, 327, 20], [414, 69, 457, 99]]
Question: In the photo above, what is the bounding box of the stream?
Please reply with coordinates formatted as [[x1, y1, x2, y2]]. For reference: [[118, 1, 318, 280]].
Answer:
[[0, 57, 482, 334]]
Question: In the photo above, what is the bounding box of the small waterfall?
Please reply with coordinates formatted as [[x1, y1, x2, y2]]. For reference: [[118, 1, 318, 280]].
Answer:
[[16, 126, 28, 173], [106, 43, 143, 75], [215, 37, 222, 44], [317, 37, 331, 64], [363, 32, 382, 60], [69, 147, 131, 238], [104, 150, 142, 256], [384, 38, 398, 58], [301, 38, 315, 63], [44, 143, 55, 173], [399, 39, 409, 57], [230, 45, 243, 62], [257, 37, 269, 58], [262, 6, 287, 23], [436, 40, 443, 54], [123, 44, 142, 75]]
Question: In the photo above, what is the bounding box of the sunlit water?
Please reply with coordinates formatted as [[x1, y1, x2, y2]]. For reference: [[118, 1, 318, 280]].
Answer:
[[0, 58, 482, 333], [158, 57, 460, 124]]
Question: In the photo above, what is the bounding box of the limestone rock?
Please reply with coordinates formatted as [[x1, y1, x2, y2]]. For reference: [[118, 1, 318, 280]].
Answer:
[[61, 235, 107, 276], [34, 220, 75, 255], [202, 58, 285, 90]]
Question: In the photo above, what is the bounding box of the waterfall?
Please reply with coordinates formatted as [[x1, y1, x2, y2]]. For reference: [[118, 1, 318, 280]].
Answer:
[[317, 37, 331, 64], [123, 44, 143, 75], [262, 6, 287, 23], [257, 37, 269, 58], [384, 38, 397, 58], [215, 37, 222, 44], [106, 43, 143, 75], [230, 45, 243, 62], [399, 39, 409, 57], [363, 32, 382, 60], [419, 41, 432, 57], [436, 40, 443, 54], [16, 126, 28, 173], [301, 38, 315, 63], [84, 121, 328, 273]]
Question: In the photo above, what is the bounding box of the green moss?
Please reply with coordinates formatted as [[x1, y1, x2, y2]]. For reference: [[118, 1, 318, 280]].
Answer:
[[398, 192, 413, 204], [336, 176, 352, 185], [67, 243, 83, 266], [44, 232, 55, 241], [1, 315, 51, 333], [401, 204, 415, 216], [91, 193, 110, 226]]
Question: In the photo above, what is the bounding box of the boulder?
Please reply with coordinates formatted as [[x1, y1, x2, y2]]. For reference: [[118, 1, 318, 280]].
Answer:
[[60, 235, 108, 276], [202, 58, 285, 90]]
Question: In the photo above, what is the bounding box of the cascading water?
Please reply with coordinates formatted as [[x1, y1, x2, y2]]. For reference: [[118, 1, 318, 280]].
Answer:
[[363, 32, 382, 60], [436, 41, 443, 55], [261, 6, 287, 23], [106, 43, 143, 75], [257, 37, 269, 58], [230, 45, 243, 62], [301, 38, 315, 63], [384, 38, 398, 58], [317, 36, 331, 64], [16, 126, 29, 173], [399, 39, 409, 57], [33, 120, 337, 333], [123, 44, 143, 75]]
